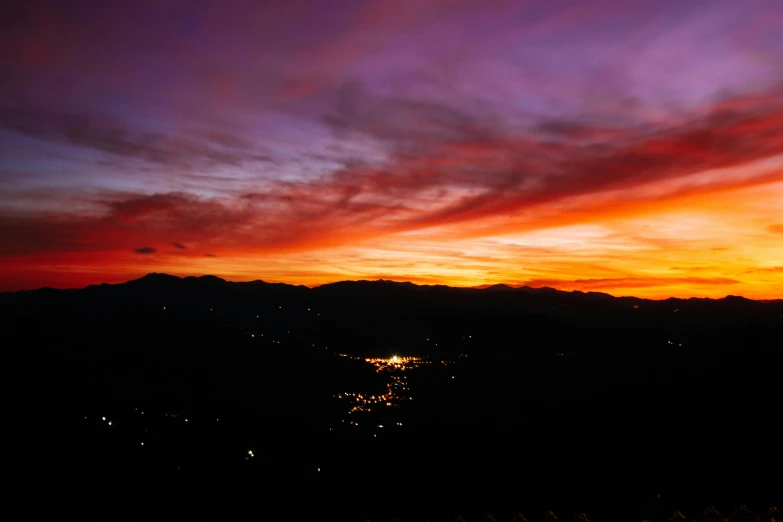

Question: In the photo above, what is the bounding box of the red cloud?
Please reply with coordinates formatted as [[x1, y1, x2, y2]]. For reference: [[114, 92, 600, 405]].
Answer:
[[2, 86, 783, 264]]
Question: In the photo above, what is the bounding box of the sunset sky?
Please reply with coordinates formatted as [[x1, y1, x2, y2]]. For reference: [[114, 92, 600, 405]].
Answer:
[[1, 0, 782, 297]]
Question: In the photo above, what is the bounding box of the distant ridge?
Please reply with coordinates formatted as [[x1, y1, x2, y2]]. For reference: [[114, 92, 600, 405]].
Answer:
[[2, 272, 781, 304], [479, 283, 516, 292]]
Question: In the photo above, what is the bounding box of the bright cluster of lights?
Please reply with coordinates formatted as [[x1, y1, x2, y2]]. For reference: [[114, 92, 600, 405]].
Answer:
[[337, 355, 429, 414], [363, 355, 427, 368]]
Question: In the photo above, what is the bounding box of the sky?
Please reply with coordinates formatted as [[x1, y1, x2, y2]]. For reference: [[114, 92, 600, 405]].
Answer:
[[1, 0, 782, 297]]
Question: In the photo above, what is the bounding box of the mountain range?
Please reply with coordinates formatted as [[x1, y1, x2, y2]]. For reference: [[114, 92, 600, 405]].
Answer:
[[6, 273, 782, 520]]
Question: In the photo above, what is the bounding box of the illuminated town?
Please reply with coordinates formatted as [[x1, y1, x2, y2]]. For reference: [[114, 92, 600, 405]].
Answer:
[[336, 354, 432, 415]]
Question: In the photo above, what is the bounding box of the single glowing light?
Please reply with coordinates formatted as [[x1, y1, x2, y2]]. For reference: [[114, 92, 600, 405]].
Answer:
[[108, 421, 112, 426]]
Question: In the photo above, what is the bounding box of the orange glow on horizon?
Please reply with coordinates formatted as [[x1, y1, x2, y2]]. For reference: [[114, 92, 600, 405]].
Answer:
[[2, 174, 782, 299]]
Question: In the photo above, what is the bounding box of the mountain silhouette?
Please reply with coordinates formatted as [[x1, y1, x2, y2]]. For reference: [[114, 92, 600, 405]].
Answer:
[[6, 273, 782, 520]]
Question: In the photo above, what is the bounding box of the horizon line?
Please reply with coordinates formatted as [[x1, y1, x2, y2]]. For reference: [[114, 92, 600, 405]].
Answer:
[[3, 272, 781, 303]]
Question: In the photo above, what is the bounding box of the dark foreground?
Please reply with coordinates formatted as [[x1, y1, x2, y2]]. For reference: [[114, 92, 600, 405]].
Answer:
[[7, 275, 782, 520]]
